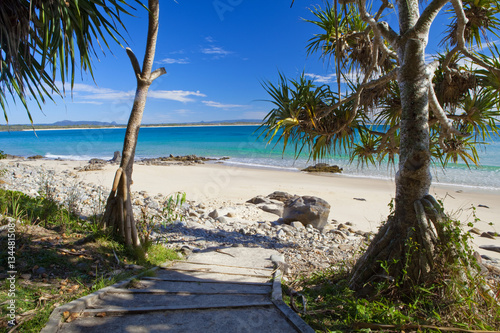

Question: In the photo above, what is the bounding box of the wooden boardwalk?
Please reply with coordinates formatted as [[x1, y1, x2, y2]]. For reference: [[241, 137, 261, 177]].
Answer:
[[42, 247, 314, 333]]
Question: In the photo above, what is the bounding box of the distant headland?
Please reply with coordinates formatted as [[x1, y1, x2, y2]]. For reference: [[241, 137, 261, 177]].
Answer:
[[0, 119, 262, 131]]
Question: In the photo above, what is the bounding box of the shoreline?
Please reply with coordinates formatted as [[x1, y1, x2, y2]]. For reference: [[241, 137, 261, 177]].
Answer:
[[19, 155, 500, 193], [5, 123, 262, 132]]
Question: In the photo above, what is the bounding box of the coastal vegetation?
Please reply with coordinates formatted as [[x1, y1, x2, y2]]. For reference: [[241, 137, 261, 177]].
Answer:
[[0, 186, 182, 331], [2, 0, 499, 332], [262, 0, 500, 330], [284, 201, 500, 331]]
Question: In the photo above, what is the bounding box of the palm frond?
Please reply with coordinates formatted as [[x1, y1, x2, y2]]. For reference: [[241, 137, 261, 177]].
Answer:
[[304, 3, 395, 75], [0, 0, 143, 123], [260, 72, 363, 161], [442, 0, 500, 48]]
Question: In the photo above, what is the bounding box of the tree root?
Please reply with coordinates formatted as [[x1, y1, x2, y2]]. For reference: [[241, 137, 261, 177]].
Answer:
[[103, 167, 141, 248], [350, 194, 498, 304]]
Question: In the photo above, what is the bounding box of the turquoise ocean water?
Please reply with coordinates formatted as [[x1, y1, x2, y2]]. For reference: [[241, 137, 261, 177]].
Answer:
[[1, 125, 499, 190]]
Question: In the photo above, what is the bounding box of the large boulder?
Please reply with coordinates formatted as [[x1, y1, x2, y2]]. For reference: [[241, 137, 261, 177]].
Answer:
[[282, 196, 331, 230]]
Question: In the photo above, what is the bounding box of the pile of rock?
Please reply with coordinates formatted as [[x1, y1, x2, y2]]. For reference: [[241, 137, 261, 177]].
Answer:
[[0, 162, 108, 217], [160, 199, 372, 277], [139, 154, 229, 166], [302, 163, 342, 173]]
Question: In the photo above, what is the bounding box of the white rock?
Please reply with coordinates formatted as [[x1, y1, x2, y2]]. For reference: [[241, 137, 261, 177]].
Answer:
[[277, 229, 287, 240]]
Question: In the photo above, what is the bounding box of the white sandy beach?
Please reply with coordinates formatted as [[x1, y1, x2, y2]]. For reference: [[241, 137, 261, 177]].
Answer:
[[7, 159, 500, 261]]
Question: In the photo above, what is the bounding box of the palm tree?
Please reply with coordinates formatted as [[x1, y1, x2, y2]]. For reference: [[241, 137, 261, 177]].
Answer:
[[262, 0, 500, 296], [0, 0, 142, 122]]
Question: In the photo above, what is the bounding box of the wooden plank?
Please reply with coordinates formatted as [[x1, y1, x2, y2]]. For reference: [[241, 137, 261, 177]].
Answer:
[[181, 261, 274, 271], [80, 302, 274, 317], [106, 288, 270, 295], [162, 267, 271, 278], [141, 276, 273, 286]]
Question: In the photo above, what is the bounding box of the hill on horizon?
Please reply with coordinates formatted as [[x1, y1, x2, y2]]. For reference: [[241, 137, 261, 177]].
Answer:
[[51, 120, 118, 126], [1, 119, 263, 127]]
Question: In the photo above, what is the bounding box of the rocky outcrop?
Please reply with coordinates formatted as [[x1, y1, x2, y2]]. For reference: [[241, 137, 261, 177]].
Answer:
[[302, 163, 342, 173], [139, 155, 228, 166], [27, 155, 44, 160], [88, 158, 107, 164], [78, 163, 104, 172], [78, 158, 106, 172], [282, 196, 331, 230], [110, 151, 121, 163]]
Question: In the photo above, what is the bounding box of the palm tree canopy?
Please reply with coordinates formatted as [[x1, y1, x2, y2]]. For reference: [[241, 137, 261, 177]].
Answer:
[[0, 0, 143, 123]]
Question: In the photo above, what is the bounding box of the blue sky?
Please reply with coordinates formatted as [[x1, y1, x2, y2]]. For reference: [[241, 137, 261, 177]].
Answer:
[[5, 0, 449, 125]]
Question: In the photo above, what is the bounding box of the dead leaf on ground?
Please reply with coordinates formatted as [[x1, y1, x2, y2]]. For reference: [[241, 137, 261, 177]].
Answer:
[[64, 312, 80, 323]]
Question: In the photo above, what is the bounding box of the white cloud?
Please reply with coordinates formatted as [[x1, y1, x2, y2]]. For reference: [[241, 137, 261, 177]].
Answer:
[[304, 71, 366, 85], [202, 100, 245, 109], [57, 82, 205, 103], [158, 57, 190, 64], [201, 36, 233, 59], [58, 82, 116, 95], [83, 90, 135, 101], [149, 90, 206, 102], [201, 46, 231, 56], [304, 73, 336, 84]]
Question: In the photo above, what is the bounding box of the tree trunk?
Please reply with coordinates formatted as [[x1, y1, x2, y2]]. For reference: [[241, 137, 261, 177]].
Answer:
[[349, 0, 438, 291], [102, 0, 165, 248]]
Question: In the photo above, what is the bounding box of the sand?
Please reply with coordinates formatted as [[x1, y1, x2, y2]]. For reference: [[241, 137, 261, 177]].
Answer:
[[9, 159, 500, 261]]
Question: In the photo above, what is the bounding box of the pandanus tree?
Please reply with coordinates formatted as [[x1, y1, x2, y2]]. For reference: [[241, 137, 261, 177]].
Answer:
[[0, 0, 142, 121], [0, 0, 164, 249], [262, 0, 500, 294], [103, 0, 165, 248]]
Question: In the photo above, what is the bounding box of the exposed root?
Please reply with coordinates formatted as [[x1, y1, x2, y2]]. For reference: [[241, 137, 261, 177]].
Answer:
[[349, 194, 496, 302], [103, 167, 141, 248]]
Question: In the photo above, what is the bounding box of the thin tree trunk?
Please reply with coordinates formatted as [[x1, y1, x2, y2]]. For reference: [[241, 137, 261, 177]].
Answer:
[[103, 0, 165, 248]]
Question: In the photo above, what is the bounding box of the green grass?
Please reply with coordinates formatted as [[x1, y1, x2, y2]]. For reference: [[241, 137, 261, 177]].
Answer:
[[0, 189, 86, 234], [145, 243, 181, 266]]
